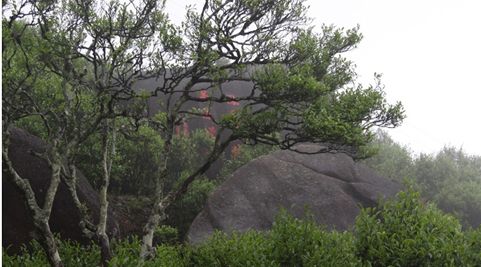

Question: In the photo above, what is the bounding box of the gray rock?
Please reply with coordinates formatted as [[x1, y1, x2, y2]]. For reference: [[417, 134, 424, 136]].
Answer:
[[187, 143, 401, 243], [2, 128, 119, 253]]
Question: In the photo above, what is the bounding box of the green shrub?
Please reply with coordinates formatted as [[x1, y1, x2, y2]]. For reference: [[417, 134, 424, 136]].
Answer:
[[269, 211, 359, 267], [4, 190, 481, 266], [153, 225, 179, 245], [465, 227, 481, 265], [166, 179, 217, 240], [363, 131, 481, 228], [144, 245, 189, 267], [3, 239, 100, 267], [189, 231, 276, 267], [188, 211, 359, 267], [219, 143, 277, 179], [108, 237, 143, 266], [435, 180, 481, 228], [108, 237, 188, 266], [2, 241, 49, 267], [355, 187, 468, 266]]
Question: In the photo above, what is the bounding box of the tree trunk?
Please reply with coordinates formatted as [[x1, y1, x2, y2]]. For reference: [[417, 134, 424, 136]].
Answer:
[[63, 164, 97, 239], [139, 134, 172, 261], [139, 170, 169, 260], [97, 121, 115, 266], [139, 133, 232, 261], [2, 140, 64, 267], [35, 216, 64, 267]]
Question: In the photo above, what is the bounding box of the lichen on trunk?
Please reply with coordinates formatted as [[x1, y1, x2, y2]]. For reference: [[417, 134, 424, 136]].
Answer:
[[2, 130, 64, 267], [97, 120, 115, 266], [139, 130, 233, 261]]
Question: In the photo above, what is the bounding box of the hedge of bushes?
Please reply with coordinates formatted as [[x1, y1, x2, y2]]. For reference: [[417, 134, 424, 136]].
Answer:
[[362, 130, 481, 228], [4, 188, 481, 266]]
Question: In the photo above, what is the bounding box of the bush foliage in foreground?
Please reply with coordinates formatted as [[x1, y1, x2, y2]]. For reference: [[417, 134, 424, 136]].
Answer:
[[4, 189, 481, 266]]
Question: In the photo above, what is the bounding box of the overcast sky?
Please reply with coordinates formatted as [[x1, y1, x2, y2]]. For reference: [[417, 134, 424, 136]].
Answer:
[[166, 0, 481, 156]]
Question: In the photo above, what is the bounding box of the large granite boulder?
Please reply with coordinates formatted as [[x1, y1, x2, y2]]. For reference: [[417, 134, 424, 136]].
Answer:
[[187, 144, 402, 243], [2, 128, 119, 253]]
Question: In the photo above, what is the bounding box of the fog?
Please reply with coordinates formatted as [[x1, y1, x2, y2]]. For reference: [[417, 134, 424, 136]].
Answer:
[[166, 0, 481, 156]]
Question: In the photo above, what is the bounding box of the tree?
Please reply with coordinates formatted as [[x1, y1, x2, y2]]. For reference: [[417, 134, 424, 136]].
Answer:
[[362, 132, 481, 228], [2, 0, 176, 265], [3, 0, 405, 265], [2, 15, 80, 267], [355, 187, 467, 266], [135, 0, 405, 259], [361, 129, 414, 181]]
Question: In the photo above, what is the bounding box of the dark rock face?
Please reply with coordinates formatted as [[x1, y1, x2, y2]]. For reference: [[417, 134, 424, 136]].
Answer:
[[187, 143, 402, 244], [2, 128, 119, 253]]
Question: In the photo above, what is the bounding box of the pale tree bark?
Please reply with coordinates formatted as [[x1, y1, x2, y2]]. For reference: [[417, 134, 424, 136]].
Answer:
[[139, 130, 233, 261], [2, 130, 64, 267], [62, 164, 97, 239], [139, 132, 172, 261], [97, 120, 115, 266], [60, 120, 116, 267]]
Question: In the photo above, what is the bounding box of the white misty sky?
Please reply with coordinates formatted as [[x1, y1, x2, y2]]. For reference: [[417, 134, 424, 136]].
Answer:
[[165, 0, 481, 156]]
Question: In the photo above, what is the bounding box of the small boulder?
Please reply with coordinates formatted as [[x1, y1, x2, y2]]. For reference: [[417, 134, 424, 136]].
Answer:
[[187, 143, 402, 243]]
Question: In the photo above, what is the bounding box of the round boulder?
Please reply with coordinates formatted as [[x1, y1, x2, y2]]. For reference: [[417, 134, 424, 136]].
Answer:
[[187, 143, 402, 243]]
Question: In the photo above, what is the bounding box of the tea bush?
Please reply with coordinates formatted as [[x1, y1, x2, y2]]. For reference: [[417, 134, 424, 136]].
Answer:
[[355, 187, 473, 266], [3, 239, 100, 267], [363, 131, 481, 228], [4, 189, 481, 266], [269, 211, 359, 267], [189, 231, 275, 267]]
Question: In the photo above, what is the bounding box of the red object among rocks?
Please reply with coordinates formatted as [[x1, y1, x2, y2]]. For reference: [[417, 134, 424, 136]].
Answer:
[[199, 89, 209, 99]]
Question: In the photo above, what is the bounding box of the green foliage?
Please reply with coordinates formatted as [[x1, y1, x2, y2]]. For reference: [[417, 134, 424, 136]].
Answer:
[[75, 125, 219, 239], [166, 179, 217, 240], [186, 211, 358, 267], [361, 130, 414, 181], [220, 143, 277, 179], [4, 0, 406, 264], [3, 239, 100, 267], [108, 237, 189, 266], [435, 180, 481, 228], [189, 231, 275, 267], [153, 225, 179, 246], [363, 131, 481, 228], [413, 147, 481, 200], [355, 187, 469, 266], [302, 82, 404, 150], [3, 19, 104, 139], [108, 238, 144, 266], [269, 211, 359, 266], [465, 228, 481, 264], [168, 130, 216, 190], [112, 122, 165, 195], [77, 122, 217, 196], [73, 118, 165, 194], [4, 191, 481, 266]]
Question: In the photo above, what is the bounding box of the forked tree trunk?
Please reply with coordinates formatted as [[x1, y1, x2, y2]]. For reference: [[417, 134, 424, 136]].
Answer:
[[139, 134, 232, 261], [62, 164, 96, 239], [61, 122, 115, 267], [2, 138, 64, 267], [139, 127, 173, 261], [63, 161, 112, 267]]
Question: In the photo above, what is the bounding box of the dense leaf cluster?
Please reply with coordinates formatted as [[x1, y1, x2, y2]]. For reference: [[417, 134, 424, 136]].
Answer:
[[4, 189, 480, 266], [3, 0, 405, 264], [363, 130, 481, 228]]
